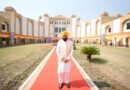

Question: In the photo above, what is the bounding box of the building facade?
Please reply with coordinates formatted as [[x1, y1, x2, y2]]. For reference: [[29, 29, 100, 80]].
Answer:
[[0, 6, 44, 46], [0, 6, 130, 47], [39, 14, 81, 42], [84, 12, 130, 47]]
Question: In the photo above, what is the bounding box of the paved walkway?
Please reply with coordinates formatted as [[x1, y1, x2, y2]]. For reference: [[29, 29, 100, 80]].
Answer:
[[30, 48, 91, 90]]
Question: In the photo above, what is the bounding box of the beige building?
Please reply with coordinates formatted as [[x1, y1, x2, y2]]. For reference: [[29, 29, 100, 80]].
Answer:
[[0, 6, 82, 45], [102, 12, 130, 47], [0, 6, 130, 47], [84, 12, 130, 47], [0, 6, 44, 46], [39, 14, 82, 42]]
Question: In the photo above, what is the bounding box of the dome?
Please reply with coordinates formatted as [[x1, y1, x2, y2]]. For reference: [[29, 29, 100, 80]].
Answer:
[[55, 15, 65, 18], [127, 12, 130, 15], [4, 6, 16, 12], [44, 13, 49, 17], [39, 16, 42, 19], [77, 17, 80, 21], [100, 12, 109, 16], [115, 13, 122, 18], [71, 15, 76, 18]]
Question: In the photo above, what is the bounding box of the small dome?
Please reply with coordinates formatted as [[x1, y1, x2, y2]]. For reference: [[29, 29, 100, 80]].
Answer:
[[39, 16, 42, 19], [55, 15, 65, 18], [115, 13, 122, 18], [100, 12, 109, 16], [127, 12, 130, 15], [4, 6, 16, 12], [71, 15, 76, 18], [77, 17, 80, 21], [44, 13, 49, 17]]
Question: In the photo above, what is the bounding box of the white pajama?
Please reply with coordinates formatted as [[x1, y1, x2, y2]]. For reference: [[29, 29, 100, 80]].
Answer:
[[58, 72, 70, 83]]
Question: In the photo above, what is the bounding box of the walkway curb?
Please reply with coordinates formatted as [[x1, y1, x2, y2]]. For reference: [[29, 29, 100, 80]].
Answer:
[[18, 47, 55, 90], [19, 47, 98, 90], [72, 57, 99, 90]]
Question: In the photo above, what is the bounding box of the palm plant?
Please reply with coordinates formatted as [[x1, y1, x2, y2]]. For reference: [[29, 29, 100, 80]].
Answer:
[[80, 46, 100, 61]]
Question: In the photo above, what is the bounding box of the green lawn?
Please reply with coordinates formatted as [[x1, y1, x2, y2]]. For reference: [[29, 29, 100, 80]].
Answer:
[[0, 44, 53, 90], [74, 43, 130, 90]]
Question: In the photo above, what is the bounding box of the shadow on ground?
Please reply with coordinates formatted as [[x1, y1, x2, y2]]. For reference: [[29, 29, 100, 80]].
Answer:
[[94, 81, 111, 89], [70, 79, 90, 88], [91, 58, 108, 64]]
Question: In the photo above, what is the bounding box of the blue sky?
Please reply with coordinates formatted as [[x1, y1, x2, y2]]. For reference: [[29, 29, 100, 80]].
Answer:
[[0, 0, 130, 21]]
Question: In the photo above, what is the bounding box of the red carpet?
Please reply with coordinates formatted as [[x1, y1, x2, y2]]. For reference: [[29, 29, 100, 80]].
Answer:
[[31, 48, 91, 90]]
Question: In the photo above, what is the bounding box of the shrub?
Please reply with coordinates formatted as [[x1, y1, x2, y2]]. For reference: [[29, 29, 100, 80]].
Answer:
[[104, 38, 109, 45], [80, 46, 100, 61], [73, 44, 76, 50]]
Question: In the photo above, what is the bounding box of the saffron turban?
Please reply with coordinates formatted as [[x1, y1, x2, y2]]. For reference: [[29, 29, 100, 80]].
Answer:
[[61, 31, 69, 37]]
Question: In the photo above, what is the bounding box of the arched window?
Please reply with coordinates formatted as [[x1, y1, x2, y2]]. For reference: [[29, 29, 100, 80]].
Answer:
[[1, 22, 8, 32], [123, 20, 130, 32], [108, 27, 111, 33], [105, 25, 112, 35], [126, 23, 130, 29]]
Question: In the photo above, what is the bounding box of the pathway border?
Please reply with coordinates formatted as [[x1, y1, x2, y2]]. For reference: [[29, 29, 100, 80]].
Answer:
[[18, 47, 55, 90], [18, 47, 98, 90], [72, 57, 99, 90]]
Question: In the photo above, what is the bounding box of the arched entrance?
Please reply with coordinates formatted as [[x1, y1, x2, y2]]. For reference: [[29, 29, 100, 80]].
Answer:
[[1, 21, 10, 46], [121, 19, 130, 47], [126, 37, 129, 47], [119, 38, 123, 46]]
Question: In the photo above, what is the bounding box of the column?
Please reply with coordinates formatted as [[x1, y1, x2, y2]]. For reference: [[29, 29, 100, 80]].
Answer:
[[61, 20, 62, 33], [57, 20, 59, 37]]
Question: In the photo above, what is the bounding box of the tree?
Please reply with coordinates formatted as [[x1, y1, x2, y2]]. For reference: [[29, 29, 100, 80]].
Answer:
[[80, 46, 100, 61]]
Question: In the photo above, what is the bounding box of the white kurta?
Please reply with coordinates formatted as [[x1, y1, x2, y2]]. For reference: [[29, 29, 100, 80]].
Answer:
[[56, 39, 73, 73]]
